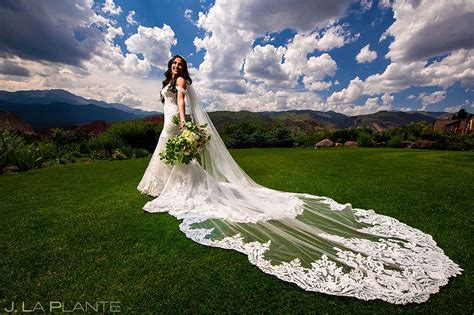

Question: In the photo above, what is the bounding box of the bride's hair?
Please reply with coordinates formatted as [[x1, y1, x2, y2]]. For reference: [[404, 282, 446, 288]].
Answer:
[[161, 55, 192, 103]]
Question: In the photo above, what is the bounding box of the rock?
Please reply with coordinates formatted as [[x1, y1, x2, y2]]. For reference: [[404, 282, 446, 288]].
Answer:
[[335, 142, 343, 147], [344, 141, 358, 147], [416, 140, 437, 149], [315, 139, 334, 148], [2, 165, 19, 173], [401, 141, 415, 148]]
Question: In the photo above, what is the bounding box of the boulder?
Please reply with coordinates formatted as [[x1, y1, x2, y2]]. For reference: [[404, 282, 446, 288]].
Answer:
[[2, 165, 19, 173], [315, 139, 334, 148], [416, 140, 437, 149], [401, 141, 415, 148], [344, 141, 358, 147], [335, 142, 343, 147]]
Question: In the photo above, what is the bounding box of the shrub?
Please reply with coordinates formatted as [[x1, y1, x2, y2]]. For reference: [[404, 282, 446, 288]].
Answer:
[[105, 120, 162, 152], [387, 134, 404, 148], [356, 130, 375, 147], [270, 125, 294, 147], [8, 145, 42, 171], [133, 148, 150, 158], [0, 127, 25, 173]]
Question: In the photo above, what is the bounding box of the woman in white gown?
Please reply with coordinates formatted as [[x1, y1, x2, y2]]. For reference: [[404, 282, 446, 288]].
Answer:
[[137, 55, 462, 304]]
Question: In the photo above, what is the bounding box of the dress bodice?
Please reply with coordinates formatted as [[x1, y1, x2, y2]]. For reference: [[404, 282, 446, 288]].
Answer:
[[161, 83, 187, 106]]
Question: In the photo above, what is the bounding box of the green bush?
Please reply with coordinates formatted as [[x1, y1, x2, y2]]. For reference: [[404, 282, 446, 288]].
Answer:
[[133, 148, 150, 158], [356, 130, 375, 147], [8, 144, 42, 171], [0, 127, 25, 173], [105, 120, 162, 152], [387, 134, 404, 148]]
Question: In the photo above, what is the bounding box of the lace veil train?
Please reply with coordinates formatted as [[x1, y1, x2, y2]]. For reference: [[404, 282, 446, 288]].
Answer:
[[142, 84, 462, 304]]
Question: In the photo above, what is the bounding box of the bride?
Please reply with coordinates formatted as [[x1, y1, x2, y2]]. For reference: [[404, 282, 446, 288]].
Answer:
[[137, 55, 462, 304]]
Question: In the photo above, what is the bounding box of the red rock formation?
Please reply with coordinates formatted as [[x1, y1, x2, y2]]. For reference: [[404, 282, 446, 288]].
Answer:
[[0, 111, 35, 134], [143, 115, 164, 124], [74, 120, 109, 136]]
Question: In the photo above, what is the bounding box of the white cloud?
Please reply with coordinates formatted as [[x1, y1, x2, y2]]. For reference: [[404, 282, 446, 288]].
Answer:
[[302, 53, 337, 90], [313, 24, 354, 51], [330, 96, 393, 116], [303, 80, 332, 91], [126, 11, 138, 25], [125, 25, 177, 70], [113, 84, 143, 106], [184, 9, 194, 23], [327, 76, 364, 104], [418, 90, 447, 110], [243, 45, 288, 85], [102, 0, 122, 16], [328, 49, 474, 105], [378, 0, 392, 9], [105, 26, 123, 42], [356, 44, 377, 63], [194, 0, 353, 83], [385, 0, 474, 62], [382, 93, 394, 106]]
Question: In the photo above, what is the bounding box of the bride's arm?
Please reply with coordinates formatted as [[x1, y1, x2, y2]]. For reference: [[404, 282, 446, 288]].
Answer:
[[176, 77, 187, 129]]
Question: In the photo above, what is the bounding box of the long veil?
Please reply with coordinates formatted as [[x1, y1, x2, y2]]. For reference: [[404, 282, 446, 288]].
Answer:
[[143, 84, 462, 304]]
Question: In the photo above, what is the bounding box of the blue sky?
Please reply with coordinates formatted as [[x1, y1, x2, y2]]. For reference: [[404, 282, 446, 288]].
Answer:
[[0, 0, 472, 115]]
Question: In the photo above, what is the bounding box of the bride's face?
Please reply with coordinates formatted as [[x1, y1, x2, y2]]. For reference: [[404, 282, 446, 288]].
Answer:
[[171, 57, 184, 77]]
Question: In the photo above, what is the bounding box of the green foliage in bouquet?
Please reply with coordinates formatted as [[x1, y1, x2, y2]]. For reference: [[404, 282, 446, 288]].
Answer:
[[159, 116, 211, 165]]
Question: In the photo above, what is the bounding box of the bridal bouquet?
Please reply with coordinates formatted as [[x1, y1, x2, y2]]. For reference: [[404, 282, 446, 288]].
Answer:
[[159, 116, 211, 165]]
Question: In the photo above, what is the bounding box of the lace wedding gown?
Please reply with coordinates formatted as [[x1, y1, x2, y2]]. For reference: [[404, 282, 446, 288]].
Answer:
[[137, 83, 462, 304]]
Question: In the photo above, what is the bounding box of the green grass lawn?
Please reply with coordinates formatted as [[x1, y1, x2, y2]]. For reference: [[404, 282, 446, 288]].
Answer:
[[1, 147, 473, 313]]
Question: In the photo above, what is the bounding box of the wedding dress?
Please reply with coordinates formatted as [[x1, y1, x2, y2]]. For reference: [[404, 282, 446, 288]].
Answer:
[[137, 83, 462, 304]]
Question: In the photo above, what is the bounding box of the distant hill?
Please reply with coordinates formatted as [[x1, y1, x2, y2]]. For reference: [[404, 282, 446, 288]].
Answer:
[[0, 89, 161, 117], [0, 102, 140, 130], [209, 109, 446, 131], [338, 110, 441, 131], [0, 89, 450, 132]]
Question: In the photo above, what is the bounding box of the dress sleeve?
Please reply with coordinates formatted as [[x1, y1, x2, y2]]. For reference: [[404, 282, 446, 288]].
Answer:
[[176, 86, 187, 95]]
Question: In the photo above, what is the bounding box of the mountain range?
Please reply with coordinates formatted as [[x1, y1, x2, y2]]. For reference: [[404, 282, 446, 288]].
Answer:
[[0, 89, 451, 132], [0, 89, 160, 117]]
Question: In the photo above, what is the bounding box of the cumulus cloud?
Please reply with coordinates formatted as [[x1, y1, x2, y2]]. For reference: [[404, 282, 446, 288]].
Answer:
[[125, 25, 177, 70], [0, 0, 103, 67], [113, 85, 143, 106], [328, 49, 474, 106], [244, 45, 288, 85], [0, 1, 178, 109], [418, 90, 447, 110], [381, 93, 394, 106], [356, 44, 377, 63], [302, 53, 337, 90], [105, 26, 123, 42], [126, 10, 138, 25], [444, 101, 474, 113], [184, 9, 194, 23], [194, 0, 353, 82], [385, 0, 474, 62], [329, 95, 393, 116], [102, 0, 122, 16]]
